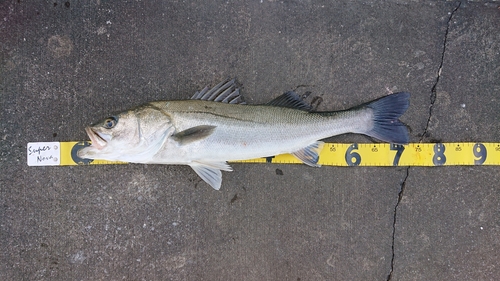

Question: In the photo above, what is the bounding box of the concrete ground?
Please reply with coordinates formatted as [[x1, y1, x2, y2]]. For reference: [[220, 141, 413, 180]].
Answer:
[[1, 0, 499, 280]]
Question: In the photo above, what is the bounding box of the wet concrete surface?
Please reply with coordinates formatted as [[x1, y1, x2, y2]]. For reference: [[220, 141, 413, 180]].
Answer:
[[1, 1, 499, 280]]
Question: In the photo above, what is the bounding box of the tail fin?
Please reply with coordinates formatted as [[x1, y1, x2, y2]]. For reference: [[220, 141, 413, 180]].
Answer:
[[364, 92, 410, 144]]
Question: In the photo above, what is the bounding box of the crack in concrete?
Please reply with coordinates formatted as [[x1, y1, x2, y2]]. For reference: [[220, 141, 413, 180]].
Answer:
[[386, 167, 409, 281], [420, 1, 462, 142], [386, 2, 461, 280]]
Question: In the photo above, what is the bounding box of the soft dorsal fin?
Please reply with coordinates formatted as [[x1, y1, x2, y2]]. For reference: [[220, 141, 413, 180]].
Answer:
[[266, 91, 312, 111], [191, 79, 246, 104]]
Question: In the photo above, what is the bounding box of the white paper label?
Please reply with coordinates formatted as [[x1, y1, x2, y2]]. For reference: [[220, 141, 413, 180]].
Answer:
[[27, 142, 61, 166]]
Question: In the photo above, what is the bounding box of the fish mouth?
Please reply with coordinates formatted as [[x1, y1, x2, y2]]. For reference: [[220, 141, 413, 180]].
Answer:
[[85, 127, 107, 149]]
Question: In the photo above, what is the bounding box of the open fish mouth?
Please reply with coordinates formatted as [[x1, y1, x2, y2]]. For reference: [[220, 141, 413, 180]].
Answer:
[[85, 127, 107, 149]]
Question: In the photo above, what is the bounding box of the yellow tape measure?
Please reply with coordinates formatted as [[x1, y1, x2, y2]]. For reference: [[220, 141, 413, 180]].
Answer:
[[27, 141, 500, 166], [239, 142, 500, 166]]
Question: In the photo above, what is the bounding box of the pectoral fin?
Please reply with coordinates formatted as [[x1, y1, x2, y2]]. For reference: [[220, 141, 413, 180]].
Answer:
[[172, 125, 216, 145], [189, 161, 233, 190], [291, 141, 325, 167]]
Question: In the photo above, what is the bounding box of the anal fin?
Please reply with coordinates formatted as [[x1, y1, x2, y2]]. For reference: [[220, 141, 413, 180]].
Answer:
[[291, 141, 325, 167]]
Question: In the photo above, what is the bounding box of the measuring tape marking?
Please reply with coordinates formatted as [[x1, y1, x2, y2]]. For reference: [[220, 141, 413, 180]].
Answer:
[[27, 141, 500, 167]]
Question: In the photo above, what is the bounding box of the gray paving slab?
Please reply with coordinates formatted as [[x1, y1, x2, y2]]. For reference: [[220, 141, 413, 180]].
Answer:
[[393, 2, 500, 280], [1, 0, 498, 280]]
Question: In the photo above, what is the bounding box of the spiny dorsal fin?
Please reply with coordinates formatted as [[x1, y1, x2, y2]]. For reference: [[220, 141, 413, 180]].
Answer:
[[191, 79, 246, 104], [266, 91, 312, 111]]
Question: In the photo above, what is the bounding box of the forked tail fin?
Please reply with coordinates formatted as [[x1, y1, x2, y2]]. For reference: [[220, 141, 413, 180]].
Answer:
[[364, 92, 410, 144]]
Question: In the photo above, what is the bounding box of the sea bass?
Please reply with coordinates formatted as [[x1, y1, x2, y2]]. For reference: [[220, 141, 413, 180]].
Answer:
[[78, 79, 410, 190]]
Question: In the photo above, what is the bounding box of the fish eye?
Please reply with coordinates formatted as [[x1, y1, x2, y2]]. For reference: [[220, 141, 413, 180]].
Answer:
[[103, 116, 118, 129]]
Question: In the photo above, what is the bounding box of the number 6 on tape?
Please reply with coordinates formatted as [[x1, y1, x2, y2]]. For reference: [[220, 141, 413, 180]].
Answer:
[[345, 143, 361, 166]]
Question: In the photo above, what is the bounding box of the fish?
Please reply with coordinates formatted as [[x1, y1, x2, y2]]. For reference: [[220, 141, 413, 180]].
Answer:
[[78, 79, 410, 190]]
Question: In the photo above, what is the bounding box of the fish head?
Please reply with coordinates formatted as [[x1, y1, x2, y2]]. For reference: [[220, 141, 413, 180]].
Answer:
[[77, 105, 174, 162]]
